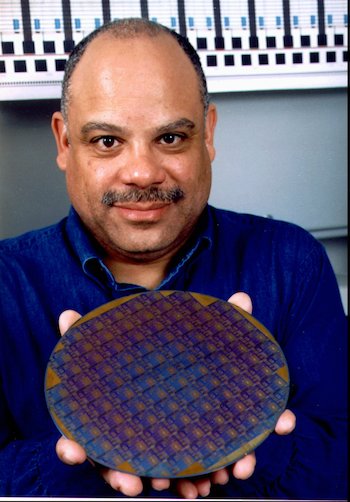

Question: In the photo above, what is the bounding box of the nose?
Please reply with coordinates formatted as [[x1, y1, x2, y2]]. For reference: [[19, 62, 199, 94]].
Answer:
[[118, 144, 166, 188]]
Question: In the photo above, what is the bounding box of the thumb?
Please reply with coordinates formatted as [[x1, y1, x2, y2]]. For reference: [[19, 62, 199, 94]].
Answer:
[[58, 310, 82, 336], [227, 292, 253, 314], [56, 436, 87, 465]]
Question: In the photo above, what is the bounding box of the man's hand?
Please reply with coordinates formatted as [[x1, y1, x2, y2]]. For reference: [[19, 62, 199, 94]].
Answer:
[[56, 294, 296, 498], [57, 309, 145, 497]]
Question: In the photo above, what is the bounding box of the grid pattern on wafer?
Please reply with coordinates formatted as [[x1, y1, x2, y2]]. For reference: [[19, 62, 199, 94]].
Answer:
[[45, 290, 289, 478]]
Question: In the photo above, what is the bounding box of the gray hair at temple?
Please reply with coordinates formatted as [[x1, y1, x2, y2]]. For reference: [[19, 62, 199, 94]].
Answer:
[[60, 17, 210, 121]]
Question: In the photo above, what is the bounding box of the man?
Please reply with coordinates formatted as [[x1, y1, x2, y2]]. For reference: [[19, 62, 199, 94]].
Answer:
[[0, 18, 347, 499]]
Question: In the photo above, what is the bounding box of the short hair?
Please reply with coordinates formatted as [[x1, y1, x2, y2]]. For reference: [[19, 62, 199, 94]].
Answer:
[[61, 17, 209, 120]]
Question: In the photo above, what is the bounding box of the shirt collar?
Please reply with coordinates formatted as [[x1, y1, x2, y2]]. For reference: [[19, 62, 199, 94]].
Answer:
[[65, 207, 115, 287], [65, 205, 213, 291], [159, 206, 212, 288]]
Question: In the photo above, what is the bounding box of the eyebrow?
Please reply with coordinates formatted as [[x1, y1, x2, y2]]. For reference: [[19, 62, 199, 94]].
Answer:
[[80, 118, 196, 138], [80, 122, 124, 137], [155, 118, 196, 135]]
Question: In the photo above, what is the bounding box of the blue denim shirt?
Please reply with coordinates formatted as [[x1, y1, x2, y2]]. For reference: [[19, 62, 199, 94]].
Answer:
[[0, 205, 347, 497]]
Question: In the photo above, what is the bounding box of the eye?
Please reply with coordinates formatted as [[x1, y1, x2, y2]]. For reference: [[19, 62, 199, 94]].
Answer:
[[159, 133, 183, 145], [92, 135, 120, 149], [100, 136, 117, 148]]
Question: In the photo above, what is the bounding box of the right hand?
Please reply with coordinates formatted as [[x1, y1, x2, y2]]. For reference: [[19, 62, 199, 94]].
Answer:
[[55, 309, 216, 497], [56, 309, 147, 496]]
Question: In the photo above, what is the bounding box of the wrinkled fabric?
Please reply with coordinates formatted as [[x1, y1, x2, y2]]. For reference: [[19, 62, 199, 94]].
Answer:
[[0, 205, 347, 498]]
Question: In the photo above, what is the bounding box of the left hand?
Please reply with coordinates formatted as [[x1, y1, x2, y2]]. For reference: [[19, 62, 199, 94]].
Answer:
[[154, 292, 296, 498]]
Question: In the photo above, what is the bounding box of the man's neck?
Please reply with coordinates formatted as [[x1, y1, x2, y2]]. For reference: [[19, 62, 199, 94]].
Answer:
[[99, 213, 206, 290], [104, 254, 171, 290]]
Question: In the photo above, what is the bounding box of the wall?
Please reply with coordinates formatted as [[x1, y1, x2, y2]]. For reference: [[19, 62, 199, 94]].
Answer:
[[0, 99, 69, 237], [210, 89, 347, 237], [0, 89, 347, 311]]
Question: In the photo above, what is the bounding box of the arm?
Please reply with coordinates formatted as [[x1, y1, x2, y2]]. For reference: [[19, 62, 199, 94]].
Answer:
[[218, 237, 348, 499], [0, 422, 117, 496], [0, 266, 118, 497], [274, 241, 347, 498]]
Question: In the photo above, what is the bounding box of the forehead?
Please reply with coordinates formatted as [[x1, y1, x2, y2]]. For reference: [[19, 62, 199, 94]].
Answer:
[[67, 33, 203, 120]]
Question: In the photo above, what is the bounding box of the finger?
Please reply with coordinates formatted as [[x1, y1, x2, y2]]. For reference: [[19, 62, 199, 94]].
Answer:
[[101, 469, 143, 497], [274, 409, 296, 435], [151, 478, 171, 491], [194, 477, 211, 497], [232, 452, 256, 480], [58, 310, 82, 336], [56, 436, 87, 465], [176, 479, 199, 499], [227, 292, 253, 314], [227, 294, 255, 482], [211, 467, 230, 485]]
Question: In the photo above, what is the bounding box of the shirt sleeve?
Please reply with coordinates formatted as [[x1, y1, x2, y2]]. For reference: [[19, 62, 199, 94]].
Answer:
[[214, 234, 348, 498], [277, 239, 348, 498], [0, 432, 118, 496], [0, 254, 116, 497]]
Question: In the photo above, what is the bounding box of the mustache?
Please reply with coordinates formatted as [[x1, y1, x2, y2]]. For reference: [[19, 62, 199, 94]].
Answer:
[[101, 186, 185, 207]]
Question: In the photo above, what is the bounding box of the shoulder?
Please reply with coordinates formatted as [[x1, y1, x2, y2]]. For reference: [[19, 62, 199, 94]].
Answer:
[[0, 218, 68, 272], [208, 205, 324, 266], [209, 205, 314, 239]]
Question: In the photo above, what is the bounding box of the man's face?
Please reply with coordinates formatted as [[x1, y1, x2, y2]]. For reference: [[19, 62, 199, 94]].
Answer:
[[52, 33, 217, 263]]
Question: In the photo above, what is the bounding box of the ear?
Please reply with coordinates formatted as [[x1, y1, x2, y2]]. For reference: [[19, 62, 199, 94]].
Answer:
[[51, 111, 70, 172], [204, 103, 217, 162]]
